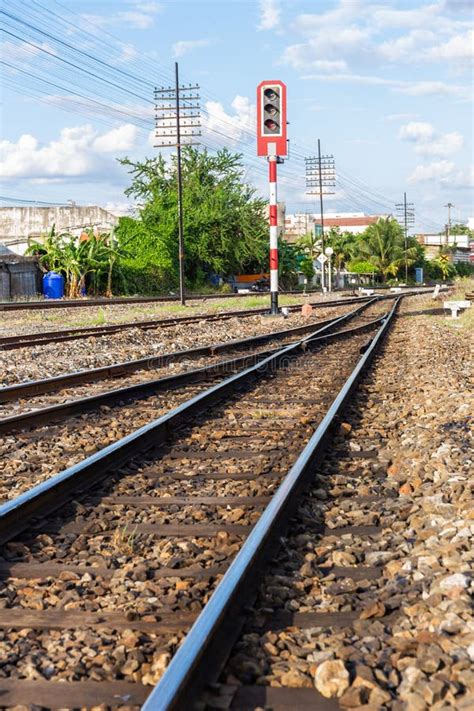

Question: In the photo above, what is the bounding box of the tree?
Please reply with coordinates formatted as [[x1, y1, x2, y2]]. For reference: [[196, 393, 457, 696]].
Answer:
[[118, 147, 269, 290], [295, 231, 319, 284], [26, 227, 125, 297], [446, 223, 474, 238], [356, 217, 418, 281], [325, 227, 358, 277]]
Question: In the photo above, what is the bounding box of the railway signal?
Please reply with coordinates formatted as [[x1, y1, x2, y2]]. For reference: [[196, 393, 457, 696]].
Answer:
[[257, 80, 287, 315]]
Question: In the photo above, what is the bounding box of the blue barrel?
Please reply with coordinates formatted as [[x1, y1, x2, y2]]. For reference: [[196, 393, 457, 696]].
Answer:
[[43, 271, 65, 299]]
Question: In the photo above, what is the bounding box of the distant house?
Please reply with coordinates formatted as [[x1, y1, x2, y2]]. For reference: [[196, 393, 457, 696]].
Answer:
[[415, 233, 472, 264], [0, 205, 119, 255], [283, 213, 387, 243]]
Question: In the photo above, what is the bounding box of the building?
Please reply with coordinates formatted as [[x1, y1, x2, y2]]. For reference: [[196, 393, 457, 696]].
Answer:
[[283, 212, 387, 243], [0, 205, 119, 255], [415, 233, 472, 264]]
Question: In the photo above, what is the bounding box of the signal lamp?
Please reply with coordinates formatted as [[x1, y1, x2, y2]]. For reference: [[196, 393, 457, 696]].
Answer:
[[264, 103, 278, 115], [264, 88, 278, 100], [264, 118, 279, 131]]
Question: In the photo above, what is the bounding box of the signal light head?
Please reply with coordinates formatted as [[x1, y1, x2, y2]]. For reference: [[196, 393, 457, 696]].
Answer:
[[264, 103, 278, 116], [264, 118, 279, 132], [264, 88, 278, 101], [257, 80, 287, 156]]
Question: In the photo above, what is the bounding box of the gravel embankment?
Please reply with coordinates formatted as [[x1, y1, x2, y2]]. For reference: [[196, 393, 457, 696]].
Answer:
[[218, 294, 473, 709], [0, 306, 350, 386]]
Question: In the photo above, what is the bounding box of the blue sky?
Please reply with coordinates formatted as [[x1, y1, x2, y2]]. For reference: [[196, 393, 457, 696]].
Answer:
[[1, 0, 473, 231]]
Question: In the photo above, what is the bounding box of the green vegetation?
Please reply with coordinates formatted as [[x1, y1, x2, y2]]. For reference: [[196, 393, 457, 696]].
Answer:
[[26, 227, 125, 297], [26, 153, 473, 297], [116, 147, 269, 294]]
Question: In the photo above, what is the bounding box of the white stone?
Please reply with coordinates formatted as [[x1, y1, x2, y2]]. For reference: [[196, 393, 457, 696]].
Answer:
[[439, 573, 469, 592], [313, 659, 349, 698]]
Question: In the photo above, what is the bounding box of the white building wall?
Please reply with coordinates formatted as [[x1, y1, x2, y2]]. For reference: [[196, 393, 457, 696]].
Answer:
[[0, 206, 119, 254]]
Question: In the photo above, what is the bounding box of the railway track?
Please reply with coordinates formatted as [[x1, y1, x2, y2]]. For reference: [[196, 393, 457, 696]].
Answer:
[[0, 296, 402, 709], [2, 286, 417, 313], [0, 296, 370, 351], [0, 299, 377, 408], [1, 301, 387, 503]]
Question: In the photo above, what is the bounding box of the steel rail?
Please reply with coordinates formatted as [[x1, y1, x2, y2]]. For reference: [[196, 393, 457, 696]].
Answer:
[[0, 296, 372, 351], [0, 300, 377, 404], [141, 297, 401, 711], [0, 314, 387, 435], [0, 288, 351, 312], [0, 302, 388, 545], [0, 285, 435, 312]]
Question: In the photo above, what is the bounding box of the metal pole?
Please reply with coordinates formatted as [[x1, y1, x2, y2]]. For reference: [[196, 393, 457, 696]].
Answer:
[[318, 139, 325, 293], [175, 61, 185, 306], [269, 156, 279, 314], [404, 191, 408, 283], [328, 253, 332, 292], [445, 202, 453, 246]]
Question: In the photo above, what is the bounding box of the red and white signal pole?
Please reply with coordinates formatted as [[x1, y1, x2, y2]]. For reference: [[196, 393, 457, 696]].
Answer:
[[268, 156, 279, 314], [257, 80, 287, 315]]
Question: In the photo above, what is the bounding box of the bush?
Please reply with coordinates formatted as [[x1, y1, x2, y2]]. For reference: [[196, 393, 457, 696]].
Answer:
[[347, 260, 377, 275], [114, 262, 177, 296], [455, 262, 474, 277]]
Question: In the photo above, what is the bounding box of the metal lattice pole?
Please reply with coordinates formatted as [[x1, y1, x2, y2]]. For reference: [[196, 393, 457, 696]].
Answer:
[[154, 64, 201, 305], [305, 143, 335, 293]]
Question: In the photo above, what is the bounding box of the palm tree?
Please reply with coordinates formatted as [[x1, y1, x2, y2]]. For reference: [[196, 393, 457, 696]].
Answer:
[[325, 228, 358, 279], [357, 218, 418, 281]]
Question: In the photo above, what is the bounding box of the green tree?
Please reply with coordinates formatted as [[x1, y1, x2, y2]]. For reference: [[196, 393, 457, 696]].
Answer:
[[356, 217, 418, 281], [295, 231, 319, 284], [118, 147, 269, 291], [447, 223, 474, 238], [325, 227, 358, 277]]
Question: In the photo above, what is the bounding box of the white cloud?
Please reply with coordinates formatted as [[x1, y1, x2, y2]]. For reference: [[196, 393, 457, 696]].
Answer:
[[282, 0, 472, 76], [394, 80, 469, 98], [0, 40, 57, 65], [93, 124, 137, 152], [81, 1, 161, 30], [202, 96, 255, 146], [258, 0, 281, 31], [407, 160, 455, 183], [399, 122, 435, 142], [425, 29, 474, 61], [117, 43, 139, 63], [0, 124, 138, 179], [301, 72, 471, 99], [384, 113, 419, 122], [399, 121, 463, 156], [172, 39, 211, 58]]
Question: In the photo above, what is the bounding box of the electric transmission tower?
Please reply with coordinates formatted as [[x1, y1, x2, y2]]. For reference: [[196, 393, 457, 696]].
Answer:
[[305, 140, 336, 292], [154, 63, 201, 305], [395, 193, 415, 283]]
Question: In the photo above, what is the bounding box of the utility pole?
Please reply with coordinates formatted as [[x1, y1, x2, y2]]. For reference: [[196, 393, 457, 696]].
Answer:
[[395, 193, 415, 283], [305, 142, 335, 293], [154, 63, 200, 305], [444, 202, 454, 246]]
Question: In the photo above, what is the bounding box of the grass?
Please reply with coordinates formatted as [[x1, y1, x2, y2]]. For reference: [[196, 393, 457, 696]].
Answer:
[[110, 523, 138, 555], [416, 277, 474, 331]]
